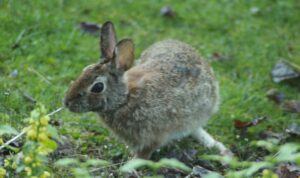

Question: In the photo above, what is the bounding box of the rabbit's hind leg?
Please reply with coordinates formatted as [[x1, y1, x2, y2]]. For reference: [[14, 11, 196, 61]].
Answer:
[[192, 127, 233, 157]]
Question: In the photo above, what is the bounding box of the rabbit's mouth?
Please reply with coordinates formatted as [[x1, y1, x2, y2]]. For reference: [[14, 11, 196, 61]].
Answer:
[[64, 100, 90, 113], [67, 104, 88, 113]]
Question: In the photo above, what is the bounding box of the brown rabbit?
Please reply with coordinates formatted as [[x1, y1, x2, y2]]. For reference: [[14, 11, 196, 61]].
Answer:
[[64, 21, 232, 159]]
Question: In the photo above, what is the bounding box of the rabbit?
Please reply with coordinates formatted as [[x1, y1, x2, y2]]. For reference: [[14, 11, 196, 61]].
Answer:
[[64, 21, 232, 159]]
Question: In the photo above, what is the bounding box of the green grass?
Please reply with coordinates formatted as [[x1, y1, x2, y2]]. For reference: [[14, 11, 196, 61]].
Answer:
[[1, 0, 300, 176]]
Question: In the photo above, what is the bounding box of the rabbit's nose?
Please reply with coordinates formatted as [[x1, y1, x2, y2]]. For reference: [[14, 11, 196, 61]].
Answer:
[[64, 91, 85, 107]]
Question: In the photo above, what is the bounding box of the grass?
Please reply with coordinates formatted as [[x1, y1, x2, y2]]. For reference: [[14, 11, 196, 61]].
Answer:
[[1, 0, 300, 176]]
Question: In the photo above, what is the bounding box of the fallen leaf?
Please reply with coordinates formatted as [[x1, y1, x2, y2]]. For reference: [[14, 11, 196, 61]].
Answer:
[[266, 89, 285, 104], [211, 52, 228, 61], [281, 100, 300, 113], [160, 6, 176, 17], [271, 59, 300, 83], [234, 116, 267, 129], [80, 22, 101, 34], [275, 163, 300, 178], [286, 123, 300, 136]]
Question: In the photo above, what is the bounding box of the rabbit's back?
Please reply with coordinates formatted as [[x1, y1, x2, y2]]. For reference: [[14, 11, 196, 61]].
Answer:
[[137, 39, 219, 120], [106, 40, 219, 149]]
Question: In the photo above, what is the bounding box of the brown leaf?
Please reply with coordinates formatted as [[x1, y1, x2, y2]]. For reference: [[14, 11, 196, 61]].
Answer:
[[211, 52, 226, 61], [80, 22, 101, 34], [234, 116, 267, 129], [266, 89, 285, 104], [271, 59, 300, 83], [160, 6, 176, 17], [281, 100, 300, 113]]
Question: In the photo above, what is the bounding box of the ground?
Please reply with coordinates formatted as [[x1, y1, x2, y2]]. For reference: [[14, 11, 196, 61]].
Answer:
[[0, 0, 300, 177]]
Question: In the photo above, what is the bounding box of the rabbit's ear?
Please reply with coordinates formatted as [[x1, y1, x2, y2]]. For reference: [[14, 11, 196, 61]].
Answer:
[[114, 39, 134, 71], [100, 21, 117, 60]]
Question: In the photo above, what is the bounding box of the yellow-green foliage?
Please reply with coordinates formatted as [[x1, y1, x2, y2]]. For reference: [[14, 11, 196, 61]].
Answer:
[[21, 104, 56, 177], [0, 168, 6, 178], [0, 104, 58, 178]]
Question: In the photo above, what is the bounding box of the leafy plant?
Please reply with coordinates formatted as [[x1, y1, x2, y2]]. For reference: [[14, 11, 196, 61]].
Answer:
[[55, 158, 110, 178], [204, 140, 300, 178], [0, 125, 19, 152], [20, 103, 58, 177], [0, 104, 59, 178], [120, 158, 192, 173], [0, 124, 20, 178]]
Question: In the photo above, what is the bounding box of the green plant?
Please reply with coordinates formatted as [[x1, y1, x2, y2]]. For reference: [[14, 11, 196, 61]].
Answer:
[[0, 168, 6, 178], [0, 104, 59, 178], [204, 140, 300, 178], [21, 103, 58, 177], [120, 158, 192, 173], [0, 125, 20, 178], [55, 158, 110, 178]]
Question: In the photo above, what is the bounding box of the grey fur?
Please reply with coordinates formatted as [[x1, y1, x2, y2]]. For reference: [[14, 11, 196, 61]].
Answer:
[[64, 24, 232, 158]]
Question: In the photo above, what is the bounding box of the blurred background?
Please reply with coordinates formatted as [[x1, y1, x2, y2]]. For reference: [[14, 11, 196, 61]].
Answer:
[[0, 0, 299, 177]]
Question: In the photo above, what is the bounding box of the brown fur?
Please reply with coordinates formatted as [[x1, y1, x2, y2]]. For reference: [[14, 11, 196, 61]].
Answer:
[[64, 22, 227, 159], [126, 67, 158, 93]]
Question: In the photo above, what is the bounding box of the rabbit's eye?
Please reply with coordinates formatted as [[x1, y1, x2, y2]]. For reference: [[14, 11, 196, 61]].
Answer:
[[91, 82, 104, 93]]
